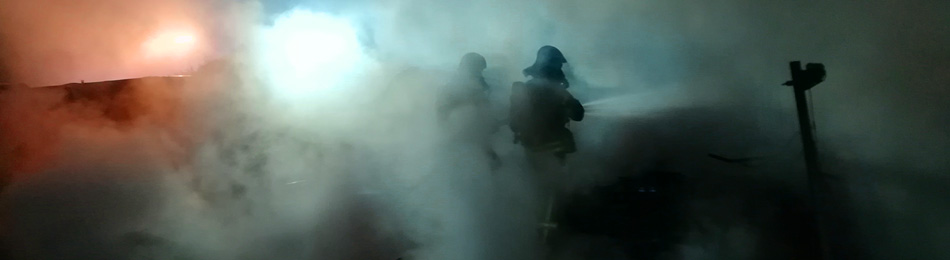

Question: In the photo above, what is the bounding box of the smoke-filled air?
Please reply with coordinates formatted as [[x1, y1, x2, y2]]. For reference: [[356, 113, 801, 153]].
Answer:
[[0, 0, 947, 259]]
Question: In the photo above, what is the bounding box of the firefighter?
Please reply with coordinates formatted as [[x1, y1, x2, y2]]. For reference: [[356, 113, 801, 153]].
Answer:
[[510, 46, 585, 243], [437, 52, 502, 170], [438, 53, 489, 120], [510, 45, 584, 163]]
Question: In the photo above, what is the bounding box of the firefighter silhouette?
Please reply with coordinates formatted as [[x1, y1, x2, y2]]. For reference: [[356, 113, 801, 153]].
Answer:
[[510, 46, 585, 243], [437, 52, 502, 170], [510, 45, 584, 163], [438, 52, 489, 120]]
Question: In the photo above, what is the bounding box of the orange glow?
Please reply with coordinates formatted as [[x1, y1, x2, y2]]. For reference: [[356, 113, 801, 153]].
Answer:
[[174, 35, 195, 44], [142, 29, 198, 60]]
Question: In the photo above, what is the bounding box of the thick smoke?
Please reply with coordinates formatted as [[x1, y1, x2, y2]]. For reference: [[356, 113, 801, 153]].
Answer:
[[2, 0, 949, 259]]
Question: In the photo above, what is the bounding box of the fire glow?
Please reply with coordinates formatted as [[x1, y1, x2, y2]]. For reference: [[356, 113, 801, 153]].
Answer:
[[142, 29, 198, 60], [173, 35, 195, 44]]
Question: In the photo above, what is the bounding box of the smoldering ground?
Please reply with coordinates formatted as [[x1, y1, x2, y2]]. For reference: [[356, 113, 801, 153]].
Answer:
[[1, 0, 949, 259]]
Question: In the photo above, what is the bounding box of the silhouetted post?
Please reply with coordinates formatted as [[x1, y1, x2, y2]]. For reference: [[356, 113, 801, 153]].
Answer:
[[783, 61, 831, 260]]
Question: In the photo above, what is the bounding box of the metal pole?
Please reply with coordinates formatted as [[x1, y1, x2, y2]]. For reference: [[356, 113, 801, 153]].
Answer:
[[793, 87, 821, 180], [785, 61, 831, 260]]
